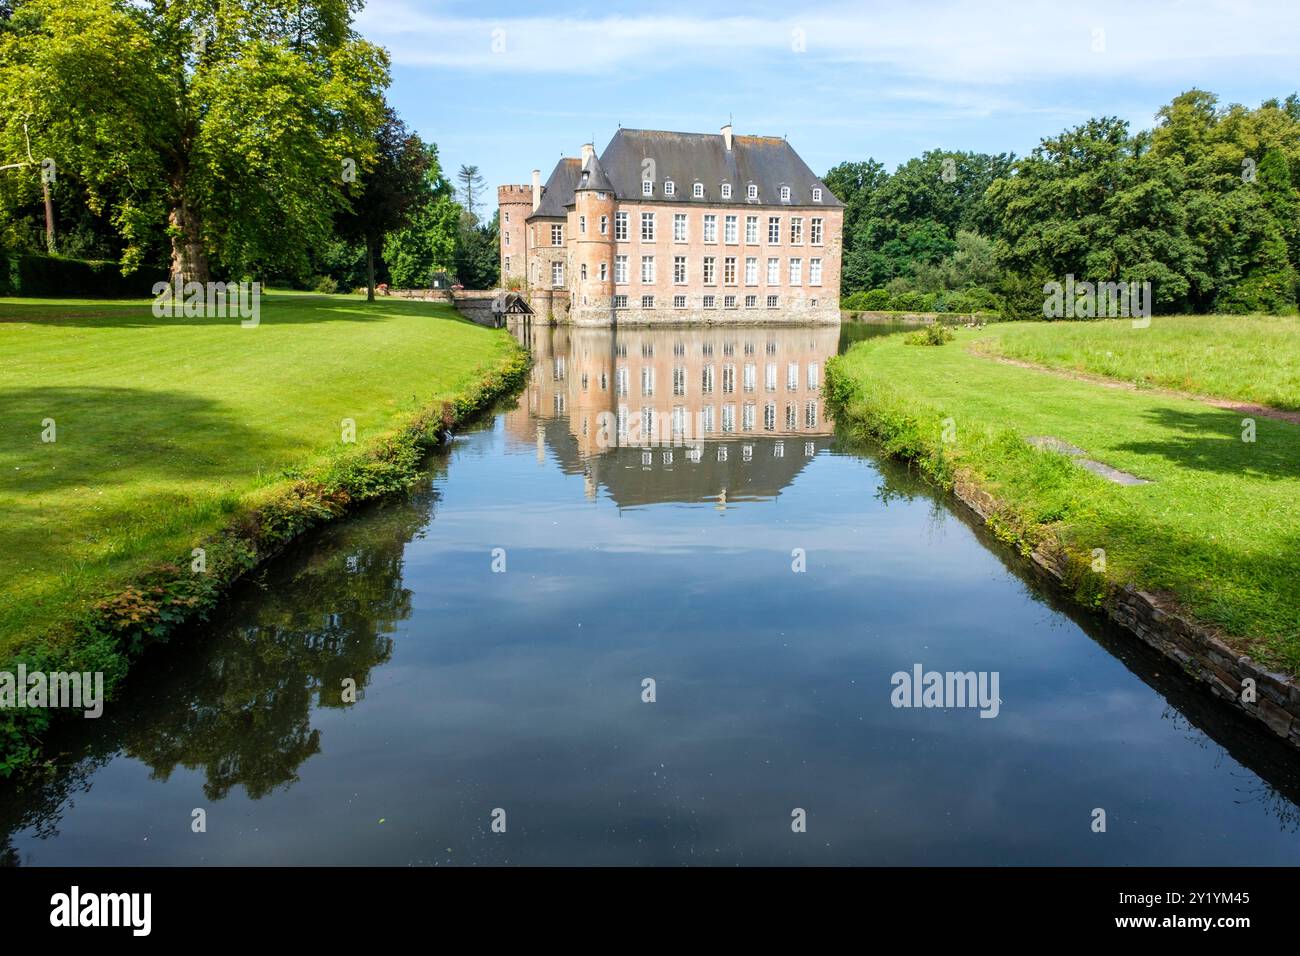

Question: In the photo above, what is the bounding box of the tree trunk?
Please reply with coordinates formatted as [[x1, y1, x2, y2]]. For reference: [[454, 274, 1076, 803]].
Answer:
[[168, 197, 210, 284], [366, 236, 375, 303], [41, 180, 55, 254]]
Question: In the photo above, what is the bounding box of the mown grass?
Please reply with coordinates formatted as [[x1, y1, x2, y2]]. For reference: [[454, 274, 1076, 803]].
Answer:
[[973, 315, 1300, 410], [0, 293, 520, 657], [828, 324, 1300, 674]]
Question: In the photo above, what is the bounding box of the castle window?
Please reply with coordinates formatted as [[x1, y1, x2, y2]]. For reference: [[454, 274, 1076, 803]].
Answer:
[[665, 180, 675, 197], [551, 224, 563, 245], [504, 211, 510, 223], [615, 255, 628, 283], [673, 366, 687, 395], [765, 363, 777, 390], [726, 295, 738, 310], [790, 217, 803, 244], [745, 294, 757, 308], [789, 258, 802, 285], [742, 403, 755, 431], [673, 256, 687, 285], [745, 216, 758, 243], [767, 258, 779, 284], [597, 192, 607, 201], [745, 257, 758, 285], [693, 182, 704, 198], [579, 215, 586, 234], [787, 362, 798, 390], [642, 179, 654, 196], [768, 216, 781, 244], [504, 232, 510, 246], [812, 188, 822, 202], [805, 401, 818, 428], [765, 402, 776, 431], [615, 211, 628, 240], [811, 217, 823, 244], [599, 263, 608, 281], [703, 295, 716, 309], [703, 214, 717, 243], [641, 255, 655, 283], [600, 215, 609, 235], [743, 362, 755, 389], [786, 403, 797, 429], [614, 295, 628, 310], [641, 212, 656, 241], [721, 184, 732, 199], [641, 294, 655, 309], [673, 294, 687, 309], [551, 262, 565, 287], [768, 294, 780, 309], [722, 404, 735, 433], [780, 186, 791, 202], [504, 256, 511, 272], [748, 184, 758, 200], [810, 258, 822, 286], [702, 364, 715, 393], [808, 363, 820, 390], [724, 215, 738, 243], [723, 256, 737, 285], [673, 213, 687, 242], [702, 256, 716, 285], [581, 264, 587, 280]]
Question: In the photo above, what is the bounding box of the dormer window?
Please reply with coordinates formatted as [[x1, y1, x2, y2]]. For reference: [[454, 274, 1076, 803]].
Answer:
[[693, 182, 704, 198], [812, 187, 822, 202], [642, 180, 654, 197], [721, 183, 732, 199], [747, 184, 758, 200], [664, 180, 675, 197], [780, 186, 791, 202]]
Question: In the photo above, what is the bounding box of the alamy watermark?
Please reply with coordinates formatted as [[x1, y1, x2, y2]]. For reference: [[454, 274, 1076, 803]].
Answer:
[[891, 664, 1000, 718], [152, 278, 261, 327], [1042, 275, 1151, 326], [0, 665, 104, 718]]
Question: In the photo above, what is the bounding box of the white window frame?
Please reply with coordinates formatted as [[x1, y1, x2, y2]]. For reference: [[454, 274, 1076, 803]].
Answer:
[[614, 255, 629, 284], [693, 182, 704, 198], [811, 217, 823, 244], [641, 212, 656, 242], [642, 179, 654, 196], [747, 184, 758, 200], [641, 255, 655, 283], [673, 213, 687, 242], [789, 258, 802, 286], [768, 216, 781, 244], [703, 214, 717, 243], [664, 180, 675, 197], [551, 224, 563, 245], [809, 258, 822, 286], [615, 212, 628, 241], [744, 257, 758, 285], [724, 215, 738, 244], [673, 256, 687, 285], [721, 183, 732, 199], [780, 185, 791, 202], [767, 258, 780, 285], [551, 260, 564, 287]]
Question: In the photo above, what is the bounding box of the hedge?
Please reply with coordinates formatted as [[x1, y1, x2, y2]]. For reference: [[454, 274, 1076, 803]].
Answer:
[[0, 253, 164, 298]]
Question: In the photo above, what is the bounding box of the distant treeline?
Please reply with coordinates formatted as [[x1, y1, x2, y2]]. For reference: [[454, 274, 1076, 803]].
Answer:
[[827, 90, 1300, 317]]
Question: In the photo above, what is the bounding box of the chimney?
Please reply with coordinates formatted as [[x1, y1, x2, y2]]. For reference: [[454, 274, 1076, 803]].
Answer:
[[581, 143, 595, 168], [531, 169, 541, 212], [721, 123, 733, 151]]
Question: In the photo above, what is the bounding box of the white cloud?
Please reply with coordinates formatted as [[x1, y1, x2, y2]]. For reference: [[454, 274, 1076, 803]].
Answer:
[[357, 0, 1300, 84]]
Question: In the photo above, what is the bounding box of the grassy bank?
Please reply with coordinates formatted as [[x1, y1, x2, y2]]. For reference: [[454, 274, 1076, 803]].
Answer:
[[972, 315, 1300, 411], [0, 293, 528, 770], [827, 319, 1300, 676]]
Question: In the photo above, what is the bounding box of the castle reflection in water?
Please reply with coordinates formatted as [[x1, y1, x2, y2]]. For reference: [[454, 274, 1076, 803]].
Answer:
[[504, 321, 839, 507]]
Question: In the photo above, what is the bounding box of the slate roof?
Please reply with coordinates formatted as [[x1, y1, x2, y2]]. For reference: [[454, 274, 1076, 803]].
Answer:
[[530, 158, 582, 219], [597, 128, 842, 208], [527, 128, 841, 220]]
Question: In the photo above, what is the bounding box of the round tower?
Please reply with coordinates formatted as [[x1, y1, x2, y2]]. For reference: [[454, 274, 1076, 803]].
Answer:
[[571, 145, 615, 325], [497, 184, 533, 288]]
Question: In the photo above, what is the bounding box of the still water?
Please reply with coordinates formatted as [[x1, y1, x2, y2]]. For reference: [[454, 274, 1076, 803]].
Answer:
[[3, 320, 1299, 866]]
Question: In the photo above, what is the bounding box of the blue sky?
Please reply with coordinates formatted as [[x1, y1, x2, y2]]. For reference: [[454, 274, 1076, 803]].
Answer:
[[355, 0, 1300, 198]]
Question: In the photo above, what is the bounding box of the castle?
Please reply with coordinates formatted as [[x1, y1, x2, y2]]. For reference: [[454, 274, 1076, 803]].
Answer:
[[499, 125, 843, 326]]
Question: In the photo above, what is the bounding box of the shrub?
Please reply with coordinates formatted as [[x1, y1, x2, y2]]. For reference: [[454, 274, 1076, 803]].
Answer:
[[861, 288, 891, 310], [890, 291, 925, 312], [904, 321, 955, 346], [314, 275, 339, 295], [0, 253, 165, 298]]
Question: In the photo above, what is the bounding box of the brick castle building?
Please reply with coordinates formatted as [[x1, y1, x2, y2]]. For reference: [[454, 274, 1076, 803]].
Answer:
[[499, 125, 843, 325]]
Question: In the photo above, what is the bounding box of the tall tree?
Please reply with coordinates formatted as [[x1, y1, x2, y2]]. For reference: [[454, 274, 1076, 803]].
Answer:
[[0, 0, 389, 281], [337, 109, 432, 302], [456, 163, 485, 222]]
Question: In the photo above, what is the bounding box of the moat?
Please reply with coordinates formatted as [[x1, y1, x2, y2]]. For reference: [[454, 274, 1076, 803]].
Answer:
[[3, 320, 1299, 866]]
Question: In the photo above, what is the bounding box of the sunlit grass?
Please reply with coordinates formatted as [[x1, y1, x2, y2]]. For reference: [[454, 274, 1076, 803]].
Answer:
[[973, 315, 1300, 410], [832, 326, 1300, 672], [0, 293, 518, 654]]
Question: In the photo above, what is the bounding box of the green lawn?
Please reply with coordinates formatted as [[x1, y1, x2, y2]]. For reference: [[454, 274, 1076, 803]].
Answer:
[[829, 321, 1300, 673], [0, 293, 520, 656], [972, 314, 1300, 411]]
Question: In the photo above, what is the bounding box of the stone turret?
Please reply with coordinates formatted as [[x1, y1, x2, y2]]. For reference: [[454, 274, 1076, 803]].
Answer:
[[570, 147, 615, 325], [498, 184, 532, 286]]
